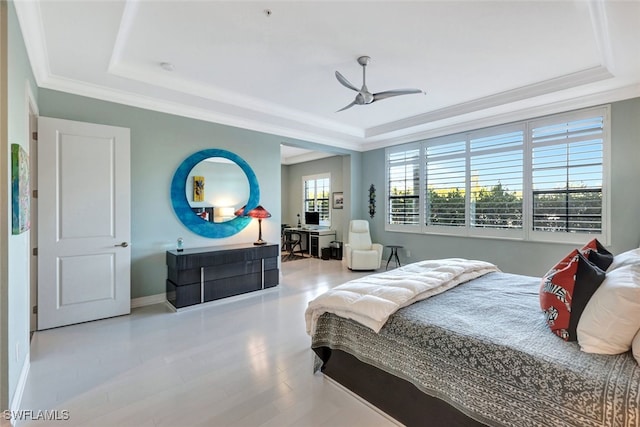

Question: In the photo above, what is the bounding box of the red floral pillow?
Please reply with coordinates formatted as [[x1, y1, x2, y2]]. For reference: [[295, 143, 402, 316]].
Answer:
[[540, 250, 606, 341]]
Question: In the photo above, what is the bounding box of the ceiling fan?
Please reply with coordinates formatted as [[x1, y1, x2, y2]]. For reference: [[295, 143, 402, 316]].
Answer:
[[335, 56, 424, 112]]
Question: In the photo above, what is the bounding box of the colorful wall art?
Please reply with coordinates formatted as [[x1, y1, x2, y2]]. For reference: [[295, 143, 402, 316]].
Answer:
[[193, 175, 205, 202], [11, 144, 30, 235]]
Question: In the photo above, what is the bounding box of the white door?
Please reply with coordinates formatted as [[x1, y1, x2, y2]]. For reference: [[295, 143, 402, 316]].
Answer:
[[38, 117, 131, 330]]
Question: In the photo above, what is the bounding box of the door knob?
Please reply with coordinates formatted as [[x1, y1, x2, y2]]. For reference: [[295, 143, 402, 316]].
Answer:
[[115, 242, 129, 248]]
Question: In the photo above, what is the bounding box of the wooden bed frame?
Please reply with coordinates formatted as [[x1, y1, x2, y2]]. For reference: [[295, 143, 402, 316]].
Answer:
[[315, 347, 486, 427]]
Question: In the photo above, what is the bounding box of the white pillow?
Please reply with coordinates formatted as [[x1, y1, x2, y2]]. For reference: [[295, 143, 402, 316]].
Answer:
[[633, 330, 640, 365], [577, 264, 640, 354], [608, 247, 640, 271]]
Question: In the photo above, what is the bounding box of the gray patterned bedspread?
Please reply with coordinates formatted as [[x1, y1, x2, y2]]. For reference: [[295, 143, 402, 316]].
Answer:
[[311, 272, 640, 427]]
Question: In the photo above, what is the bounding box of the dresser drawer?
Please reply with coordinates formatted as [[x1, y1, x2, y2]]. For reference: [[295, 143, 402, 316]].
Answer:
[[166, 279, 201, 309], [203, 273, 261, 301], [264, 269, 279, 288], [264, 256, 278, 271], [168, 267, 201, 286], [204, 260, 261, 281]]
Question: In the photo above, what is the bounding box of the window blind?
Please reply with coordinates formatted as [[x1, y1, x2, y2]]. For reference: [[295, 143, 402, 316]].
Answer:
[[388, 148, 420, 225], [425, 141, 466, 226], [531, 115, 604, 233], [384, 105, 608, 243], [469, 130, 523, 229]]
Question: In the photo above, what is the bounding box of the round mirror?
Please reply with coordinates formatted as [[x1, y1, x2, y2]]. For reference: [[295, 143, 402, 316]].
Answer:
[[187, 158, 249, 223], [171, 149, 259, 238]]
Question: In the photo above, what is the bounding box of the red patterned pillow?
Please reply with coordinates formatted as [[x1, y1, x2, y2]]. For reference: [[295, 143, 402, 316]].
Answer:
[[580, 238, 613, 271], [540, 250, 606, 341]]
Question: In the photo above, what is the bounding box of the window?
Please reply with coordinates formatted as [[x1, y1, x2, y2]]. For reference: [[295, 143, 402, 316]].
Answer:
[[387, 146, 420, 226], [385, 106, 609, 243], [303, 174, 330, 226], [531, 115, 604, 235], [468, 129, 524, 232], [425, 138, 467, 228]]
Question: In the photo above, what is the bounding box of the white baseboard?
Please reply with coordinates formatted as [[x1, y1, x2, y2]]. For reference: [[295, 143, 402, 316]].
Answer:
[[8, 355, 30, 426], [167, 287, 278, 313], [130, 293, 166, 309]]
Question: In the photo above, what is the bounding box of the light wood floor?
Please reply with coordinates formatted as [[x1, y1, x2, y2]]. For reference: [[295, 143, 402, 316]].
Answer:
[[20, 257, 400, 426]]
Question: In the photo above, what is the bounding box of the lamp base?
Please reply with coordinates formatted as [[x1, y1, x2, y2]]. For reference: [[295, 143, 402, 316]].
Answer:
[[253, 239, 267, 246]]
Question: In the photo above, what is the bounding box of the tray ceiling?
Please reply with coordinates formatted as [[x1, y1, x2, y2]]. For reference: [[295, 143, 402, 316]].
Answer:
[[14, 1, 640, 154]]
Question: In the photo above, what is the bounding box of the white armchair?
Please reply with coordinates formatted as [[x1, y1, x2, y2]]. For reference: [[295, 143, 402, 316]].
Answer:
[[344, 220, 383, 270]]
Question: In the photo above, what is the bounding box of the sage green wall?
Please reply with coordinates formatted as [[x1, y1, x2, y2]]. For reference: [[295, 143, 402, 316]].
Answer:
[[38, 89, 291, 299], [6, 0, 37, 409], [362, 98, 640, 277], [36, 98, 364, 300], [282, 155, 348, 241], [347, 151, 364, 224], [280, 165, 290, 228]]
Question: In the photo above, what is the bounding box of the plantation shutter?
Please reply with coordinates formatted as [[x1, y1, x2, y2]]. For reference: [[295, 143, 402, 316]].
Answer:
[[425, 140, 466, 226], [469, 128, 524, 230], [384, 105, 608, 242], [387, 147, 420, 225], [531, 113, 604, 233]]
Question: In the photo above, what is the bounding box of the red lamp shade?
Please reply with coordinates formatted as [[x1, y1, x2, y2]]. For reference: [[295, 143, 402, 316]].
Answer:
[[235, 205, 271, 245], [246, 205, 271, 219]]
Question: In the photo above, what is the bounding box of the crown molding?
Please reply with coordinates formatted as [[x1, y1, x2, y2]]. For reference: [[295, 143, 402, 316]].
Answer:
[[14, 0, 637, 156], [108, 62, 364, 139], [106, 2, 362, 140], [588, 0, 615, 74], [364, 66, 613, 139], [281, 150, 335, 166], [364, 1, 619, 141], [360, 83, 640, 152], [35, 74, 640, 157], [37, 74, 364, 151], [107, 0, 138, 73], [13, 0, 49, 85], [15, 0, 363, 146]]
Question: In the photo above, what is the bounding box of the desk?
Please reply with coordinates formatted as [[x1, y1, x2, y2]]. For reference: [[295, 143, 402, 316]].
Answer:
[[284, 228, 336, 257]]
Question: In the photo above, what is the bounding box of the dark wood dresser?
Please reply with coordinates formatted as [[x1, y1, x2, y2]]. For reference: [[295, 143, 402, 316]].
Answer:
[[166, 243, 279, 309]]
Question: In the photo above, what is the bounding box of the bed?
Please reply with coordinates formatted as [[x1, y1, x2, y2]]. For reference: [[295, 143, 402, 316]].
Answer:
[[307, 262, 640, 427]]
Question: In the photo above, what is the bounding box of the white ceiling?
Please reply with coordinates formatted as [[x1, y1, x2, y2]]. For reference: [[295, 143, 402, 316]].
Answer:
[[14, 0, 640, 163]]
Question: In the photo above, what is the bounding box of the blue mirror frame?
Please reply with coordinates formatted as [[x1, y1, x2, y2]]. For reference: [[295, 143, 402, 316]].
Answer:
[[171, 149, 260, 238]]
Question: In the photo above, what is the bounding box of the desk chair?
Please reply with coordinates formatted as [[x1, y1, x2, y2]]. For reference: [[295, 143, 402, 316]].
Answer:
[[283, 230, 304, 260], [281, 224, 290, 247]]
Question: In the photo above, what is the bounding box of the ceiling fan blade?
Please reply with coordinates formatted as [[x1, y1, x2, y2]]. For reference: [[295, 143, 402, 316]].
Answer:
[[373, 89, 424, 102], [336, 100, 357, 112], [335, 71, 359, 92]]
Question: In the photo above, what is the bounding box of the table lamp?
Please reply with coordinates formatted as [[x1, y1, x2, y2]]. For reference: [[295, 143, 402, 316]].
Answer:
[[236, 205, 271, 245]]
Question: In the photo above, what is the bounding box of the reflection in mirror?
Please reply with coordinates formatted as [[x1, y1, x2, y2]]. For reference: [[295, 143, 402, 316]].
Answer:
[[186, 158, 250, 223], [171, 148, 260, 239]]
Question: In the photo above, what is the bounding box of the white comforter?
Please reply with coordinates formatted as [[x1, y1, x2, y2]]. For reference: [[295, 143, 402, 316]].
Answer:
[[305, 258, 500, 335]]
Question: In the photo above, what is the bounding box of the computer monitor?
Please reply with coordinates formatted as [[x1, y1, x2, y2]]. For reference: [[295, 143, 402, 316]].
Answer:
[[304, 211, 320, 226]]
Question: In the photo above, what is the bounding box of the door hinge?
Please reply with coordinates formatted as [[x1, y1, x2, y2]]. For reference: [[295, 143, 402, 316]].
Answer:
[[32, 305, 37, 314], [32, 189, 38, 198], [32, 131, 38, 141], [32, 247, 38, 256]]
